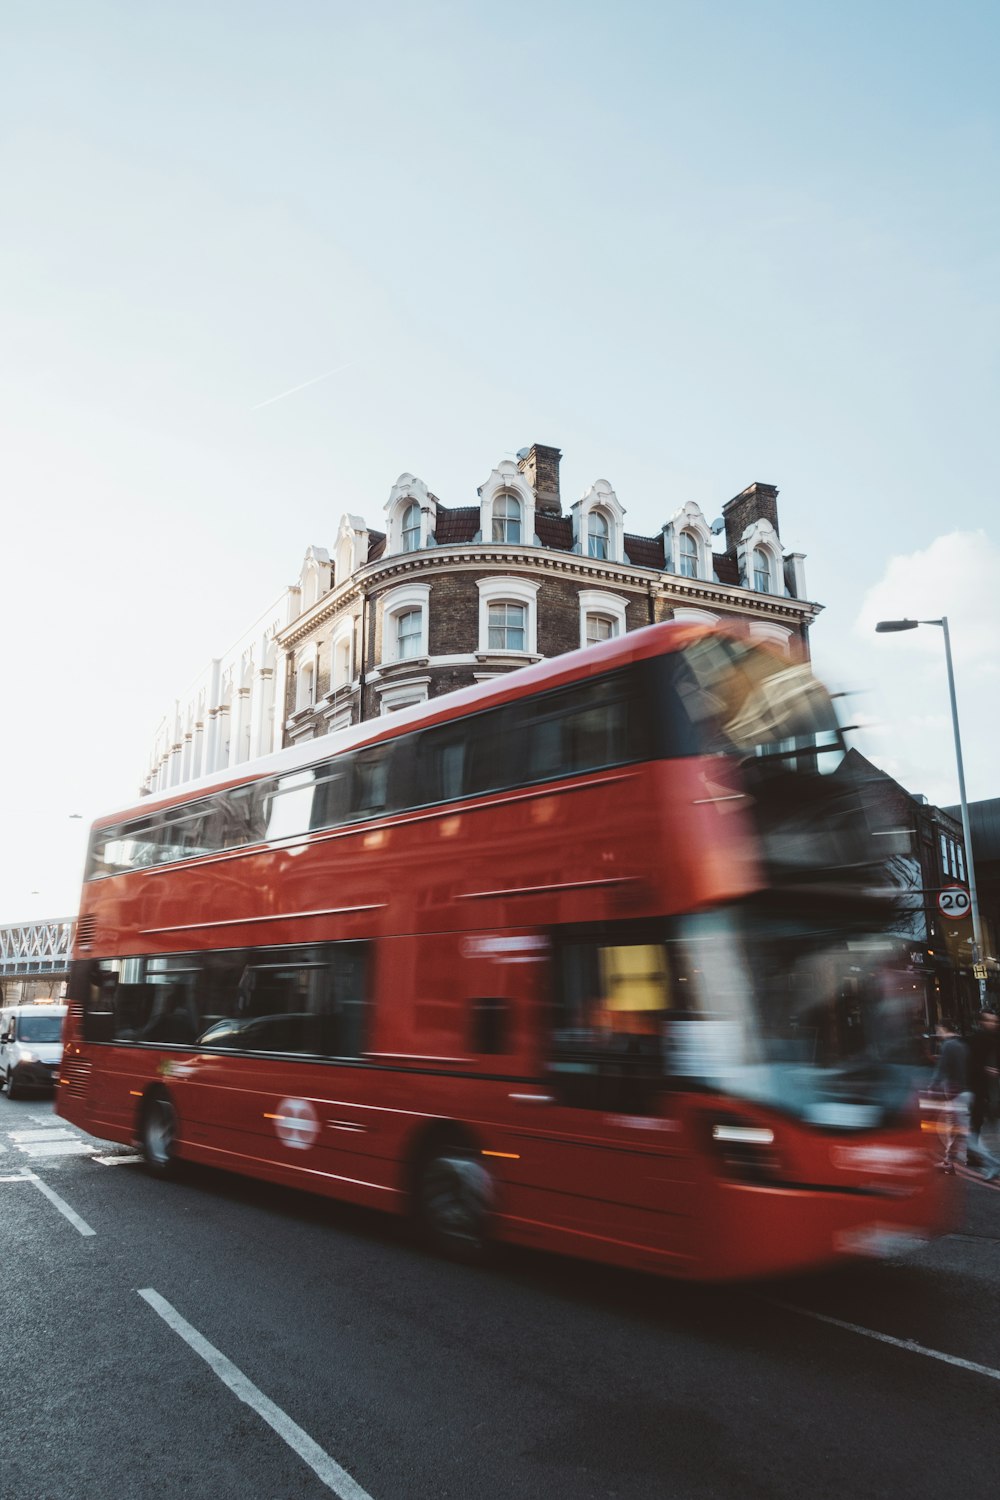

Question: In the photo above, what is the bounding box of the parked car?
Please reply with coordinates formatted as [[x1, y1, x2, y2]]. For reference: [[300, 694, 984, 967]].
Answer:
[[0, 1003, 68, 1098]]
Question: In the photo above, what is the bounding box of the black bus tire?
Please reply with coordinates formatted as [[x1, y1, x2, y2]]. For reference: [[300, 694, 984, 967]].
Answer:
[[6, 1069, 18, 1101], [416, 1148, 494, 1262], [140, 1089, 180, 1178]]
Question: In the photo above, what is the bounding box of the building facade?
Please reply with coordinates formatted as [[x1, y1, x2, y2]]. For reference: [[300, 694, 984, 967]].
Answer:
[[143, 442, 821, 793], [839, 749, 981, 1029]]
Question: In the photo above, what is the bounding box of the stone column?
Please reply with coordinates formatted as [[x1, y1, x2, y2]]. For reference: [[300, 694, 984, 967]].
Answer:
[[250, 668, 274, 760], [229, 688, 251, 768]]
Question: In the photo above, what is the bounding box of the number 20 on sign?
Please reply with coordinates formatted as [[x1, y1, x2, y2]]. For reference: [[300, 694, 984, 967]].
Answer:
[[937, 885, 971, 918]]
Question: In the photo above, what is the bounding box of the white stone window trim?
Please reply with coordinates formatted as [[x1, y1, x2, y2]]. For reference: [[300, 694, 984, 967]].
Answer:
[[662, 502, 712, 582], [476, 575, 540, 657], [293, 643, 319, 714], [478, 460, 537, 549], [375, 675, 431, 714], [738, 518, 784, 597], [578, 588, 628, 649], [385, 474, 436, 556], [323, 703, 355, 734], [573, 479, 625, 564], [747, 620, 793, 655], [670, 606, 722, 625], [380, 580, 431, 665], [329, 618, 355, 690]]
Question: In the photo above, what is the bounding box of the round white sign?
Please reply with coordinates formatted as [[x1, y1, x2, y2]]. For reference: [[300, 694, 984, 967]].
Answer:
[[273, 1097, 320, 1151], [937, 885, 971, 919]]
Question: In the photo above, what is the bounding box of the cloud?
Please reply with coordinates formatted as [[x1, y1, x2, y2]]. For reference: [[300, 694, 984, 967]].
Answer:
[[845, 530, 1000, 805]]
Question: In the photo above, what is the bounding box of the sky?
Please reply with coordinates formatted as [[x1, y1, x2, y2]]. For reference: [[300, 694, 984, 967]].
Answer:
[[2, 0, 998, 922]]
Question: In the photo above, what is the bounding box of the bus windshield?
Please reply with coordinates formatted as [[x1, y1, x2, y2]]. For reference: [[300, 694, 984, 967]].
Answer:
[[549, 901, 916, 1127], [666, 901, 917, 1126]]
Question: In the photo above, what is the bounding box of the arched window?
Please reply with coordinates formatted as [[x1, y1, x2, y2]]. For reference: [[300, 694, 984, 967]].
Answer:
[[332, 633, 353, 688], [492, 494, 522, 544], [402, 502, 421, 553], [588, 510, 610, 560], [753, 547, 772, 593], [396, 608, 423, 660], [679, 530, 699, 579], [585, 614, 617, 647], [488, 602, 526, 652], [295, 660, 315, 713]]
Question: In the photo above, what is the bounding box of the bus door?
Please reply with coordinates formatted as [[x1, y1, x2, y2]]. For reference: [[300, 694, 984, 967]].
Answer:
[[494, 932, 697, 1268]]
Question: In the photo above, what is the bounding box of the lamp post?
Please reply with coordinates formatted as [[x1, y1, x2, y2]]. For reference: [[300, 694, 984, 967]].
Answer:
[[875, 617, 986, 992]]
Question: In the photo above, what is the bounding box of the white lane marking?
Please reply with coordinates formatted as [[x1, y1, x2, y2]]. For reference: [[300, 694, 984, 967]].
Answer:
[[0, 1173, 34, 1182], [19, 1141, 93, 1158], [138, 1290, 374, 1500], [29, 1174, 96, 1237], [768, 1299, 1000, 1383], [92, 1154, 143, 1166], [10, 1129, 79, 1140]]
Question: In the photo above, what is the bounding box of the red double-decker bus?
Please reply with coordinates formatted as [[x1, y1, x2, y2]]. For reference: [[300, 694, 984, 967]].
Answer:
[[58, 622, 953, 1280]]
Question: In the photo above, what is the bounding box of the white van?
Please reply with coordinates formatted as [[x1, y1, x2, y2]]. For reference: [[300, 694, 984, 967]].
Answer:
[[0, 1004, 68, 1099]]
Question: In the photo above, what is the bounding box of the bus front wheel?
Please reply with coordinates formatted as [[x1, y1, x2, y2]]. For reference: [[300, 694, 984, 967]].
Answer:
[[416, 1150, 493, 1262], [140, 1090, 179, 1177], [5, 1069, 18, 1101]]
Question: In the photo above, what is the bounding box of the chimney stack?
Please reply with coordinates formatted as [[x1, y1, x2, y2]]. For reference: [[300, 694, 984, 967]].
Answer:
[[517, 443, 562, 517], [721, 481, 779, 556]]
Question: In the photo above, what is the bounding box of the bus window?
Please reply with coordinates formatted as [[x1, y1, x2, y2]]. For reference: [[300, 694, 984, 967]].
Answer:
[[464, 703, 522, 795], [410, 726, 467, 806], [471, 996, 510, 1056], [550, 933, 673, 1110], [265, 768, 316, 842], [310, 760, 352, 830], [220, 782, 270, 848], [160, 802, 217, 862], [353, 745, 393, 818], [79, 960, 125, 1042]]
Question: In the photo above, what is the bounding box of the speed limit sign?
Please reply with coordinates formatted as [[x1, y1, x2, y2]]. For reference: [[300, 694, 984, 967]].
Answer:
[[937, 884, 971, 919]]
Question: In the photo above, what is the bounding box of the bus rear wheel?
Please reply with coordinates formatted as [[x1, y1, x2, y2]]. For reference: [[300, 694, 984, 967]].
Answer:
[[140, 1091, 179, 1177], [416, 1149, 493, 1262]]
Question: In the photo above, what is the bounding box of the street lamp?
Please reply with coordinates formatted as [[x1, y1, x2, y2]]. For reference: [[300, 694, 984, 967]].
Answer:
[[874, 617, 985, 981]]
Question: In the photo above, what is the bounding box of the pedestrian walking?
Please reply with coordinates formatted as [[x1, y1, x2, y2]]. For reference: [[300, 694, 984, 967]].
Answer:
[[929, 1018, 972, 1174], [966, 1008, 1000, 1182]]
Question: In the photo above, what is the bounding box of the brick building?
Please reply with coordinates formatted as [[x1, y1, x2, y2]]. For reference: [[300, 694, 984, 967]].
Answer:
[[838, 749, 980, 1029], [143, 443, 820, 791]]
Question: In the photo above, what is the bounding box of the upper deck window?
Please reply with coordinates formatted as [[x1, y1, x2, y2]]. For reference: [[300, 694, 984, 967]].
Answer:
[[84, 640, 840, 881]]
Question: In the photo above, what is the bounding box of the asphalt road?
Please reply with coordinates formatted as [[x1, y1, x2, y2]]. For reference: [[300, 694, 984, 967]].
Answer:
[[2, 1089, 998, 1500]]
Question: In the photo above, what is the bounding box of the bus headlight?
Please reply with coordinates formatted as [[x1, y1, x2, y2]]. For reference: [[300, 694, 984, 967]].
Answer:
[[708, 1117, 781, 1183]]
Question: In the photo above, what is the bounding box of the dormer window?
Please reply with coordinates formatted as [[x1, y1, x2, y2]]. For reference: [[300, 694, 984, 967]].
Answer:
[[679, 531, 698, 579], [753, 546, 772, 593], [588, 510, 610, 560], [492, 493, 522, 544], [385, 474, 436, 557], [402, 502, 421, 553]]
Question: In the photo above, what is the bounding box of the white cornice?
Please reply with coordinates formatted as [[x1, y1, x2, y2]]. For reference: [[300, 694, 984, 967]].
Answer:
[[276, 543, 822, 650]]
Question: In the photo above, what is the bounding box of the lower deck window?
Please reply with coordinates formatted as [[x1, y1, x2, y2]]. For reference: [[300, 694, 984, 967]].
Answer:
[[73, 942, 368, 1059]]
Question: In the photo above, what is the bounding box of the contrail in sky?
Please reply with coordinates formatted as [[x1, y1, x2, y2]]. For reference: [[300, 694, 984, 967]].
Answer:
[[252, 362, 354, 410]]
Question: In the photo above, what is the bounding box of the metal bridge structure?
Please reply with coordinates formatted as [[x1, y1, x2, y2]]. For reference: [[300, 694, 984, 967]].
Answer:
[[0, 918, 74, 994]]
